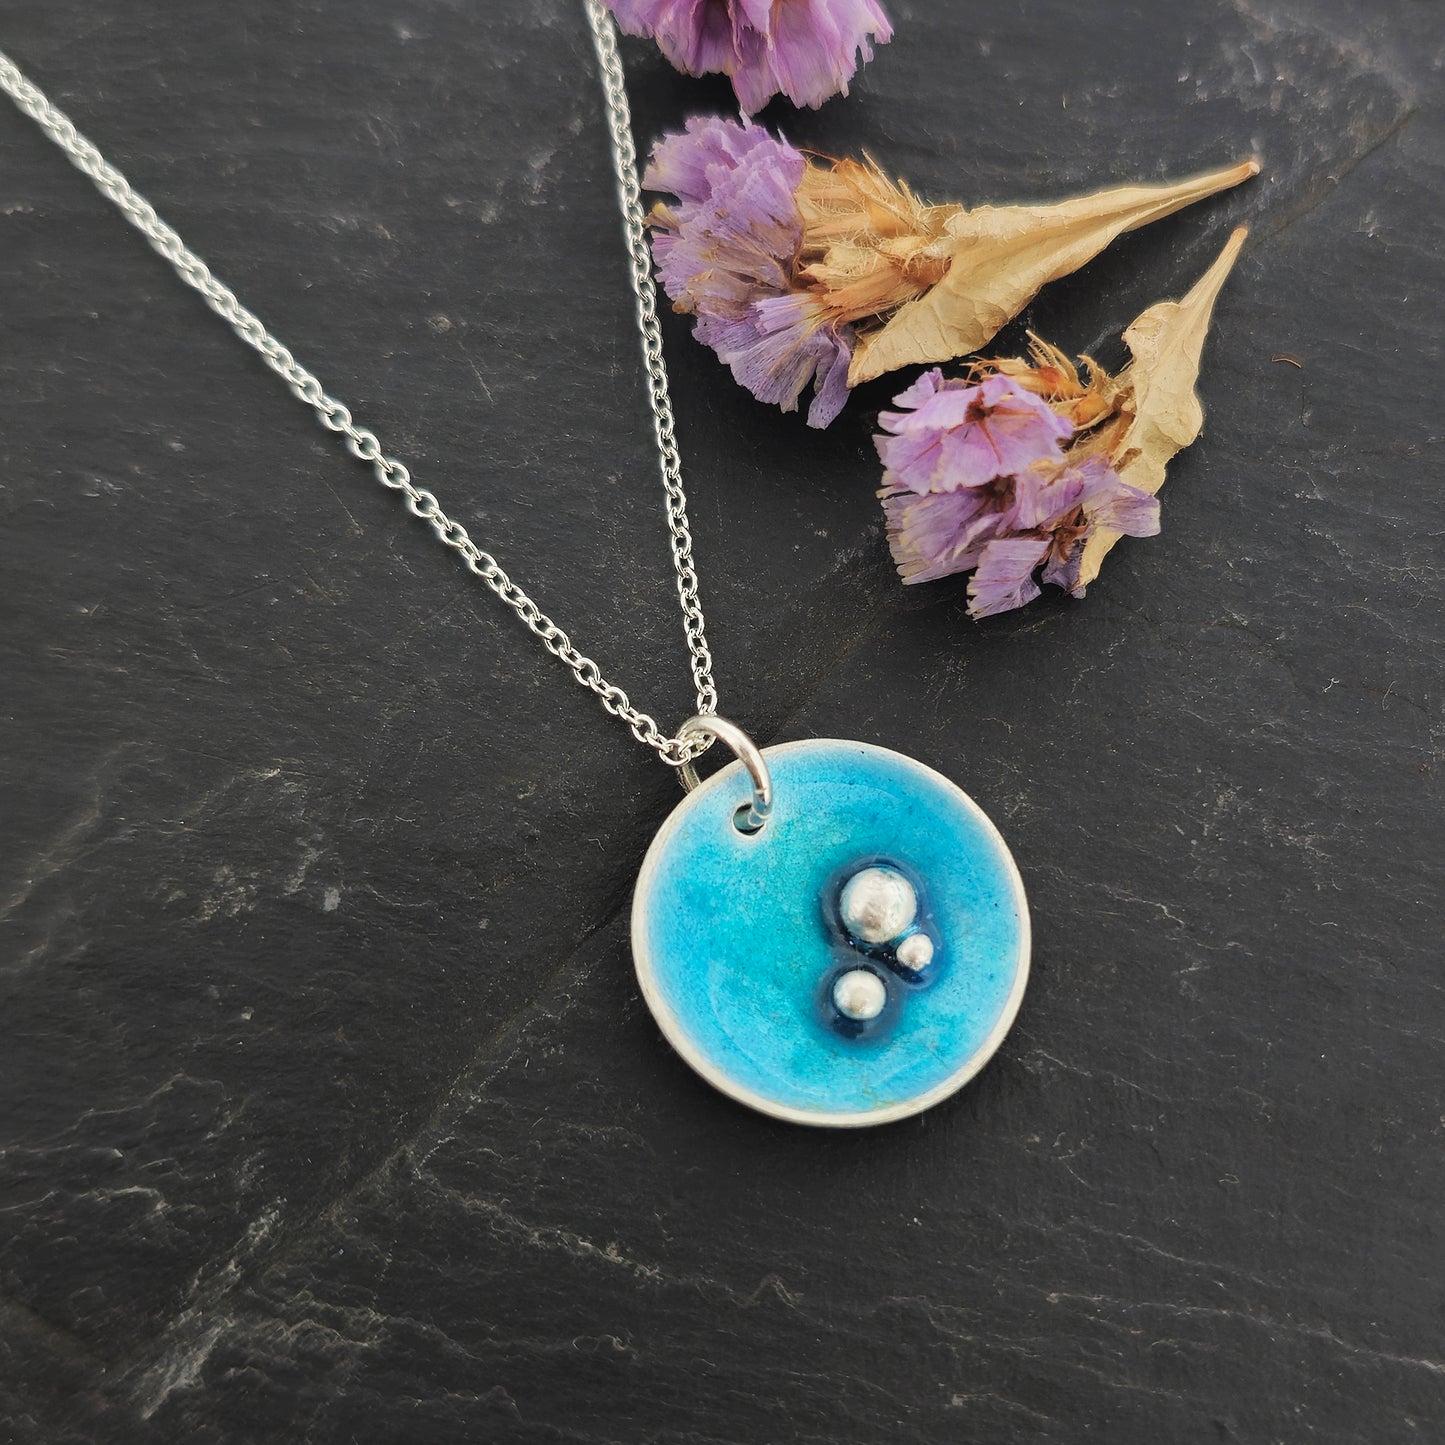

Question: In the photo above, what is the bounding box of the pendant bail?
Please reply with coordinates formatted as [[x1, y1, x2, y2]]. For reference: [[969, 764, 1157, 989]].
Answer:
[[675, 716, 772, 833]]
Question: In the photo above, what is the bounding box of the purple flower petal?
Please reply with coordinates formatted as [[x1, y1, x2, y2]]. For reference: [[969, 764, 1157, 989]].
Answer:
[[607, 1, 736, 76], [882, 366, 955, 414], [1008, 460, 1092, 531], [1040, 539, 1085, 596], [742, 0, 894, 111], [1087, 476, 1163, 538], [669, 1, 740, 76], [642, 113, 804, 208], [806, 317, 856, 427], [875, 373, 1075, 495], [967, 536, 1051, 618], [882, 487, 999, 584], [698, 293, 857, 426]]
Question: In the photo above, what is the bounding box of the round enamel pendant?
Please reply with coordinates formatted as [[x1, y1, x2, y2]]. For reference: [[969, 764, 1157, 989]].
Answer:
[[632, 738, 1030, 1127]]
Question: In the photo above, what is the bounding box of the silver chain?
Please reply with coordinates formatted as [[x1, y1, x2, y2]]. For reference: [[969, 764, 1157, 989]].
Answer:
[[0, 0, 718, 768]]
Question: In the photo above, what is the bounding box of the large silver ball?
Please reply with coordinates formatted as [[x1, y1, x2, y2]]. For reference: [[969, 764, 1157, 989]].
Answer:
[[839, 865, 917, 945], [832, 968, 888, 1022]]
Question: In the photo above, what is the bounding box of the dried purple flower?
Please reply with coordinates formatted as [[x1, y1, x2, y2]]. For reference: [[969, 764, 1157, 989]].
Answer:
[[644, 118, 1258, 429], [604, 0, 893, 114], [877, 369, 1160, 618], [645, 117, 856, 425]]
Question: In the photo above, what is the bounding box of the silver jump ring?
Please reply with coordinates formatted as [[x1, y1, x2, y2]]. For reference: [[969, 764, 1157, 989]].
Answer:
[[675, 716, 772, 833]]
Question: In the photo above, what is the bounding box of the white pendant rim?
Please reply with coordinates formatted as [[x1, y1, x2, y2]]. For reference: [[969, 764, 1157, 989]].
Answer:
[[631, 738, 1032, 1129]]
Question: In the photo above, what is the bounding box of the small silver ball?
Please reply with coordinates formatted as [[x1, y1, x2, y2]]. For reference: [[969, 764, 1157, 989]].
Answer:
[[832, 969, 888, 1022], [839, 866, 918, 945], [896, 932, 935, 972]]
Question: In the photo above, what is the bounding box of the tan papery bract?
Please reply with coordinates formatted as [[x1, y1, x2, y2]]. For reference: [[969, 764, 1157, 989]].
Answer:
[[841, 160, 1259, 386], [1074, 225, 1249, 586]]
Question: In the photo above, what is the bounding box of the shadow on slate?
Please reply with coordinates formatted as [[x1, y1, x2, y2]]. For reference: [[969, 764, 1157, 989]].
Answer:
[[0, 0, 1442, 1441]]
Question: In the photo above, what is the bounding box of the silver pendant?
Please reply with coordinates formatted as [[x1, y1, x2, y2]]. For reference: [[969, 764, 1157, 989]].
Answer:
[[632, 720, 1030, 1128]]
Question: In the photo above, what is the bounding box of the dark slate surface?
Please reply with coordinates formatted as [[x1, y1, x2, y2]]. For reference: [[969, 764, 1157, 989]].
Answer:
[[1, 1, 1442, 1440]]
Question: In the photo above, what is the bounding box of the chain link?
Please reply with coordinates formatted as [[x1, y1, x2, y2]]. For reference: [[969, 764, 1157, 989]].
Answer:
[[0, 1, 717, 768], [583, 0, 718, 726]]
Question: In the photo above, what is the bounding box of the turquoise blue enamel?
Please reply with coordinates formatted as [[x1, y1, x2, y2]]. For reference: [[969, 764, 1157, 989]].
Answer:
[[632, 739, 1030, 1127]]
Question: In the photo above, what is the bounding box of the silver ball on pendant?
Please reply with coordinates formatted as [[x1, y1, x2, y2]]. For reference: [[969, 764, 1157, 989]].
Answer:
[[895, 931, 936, 972], [832, 968, 888, 1022], [839, 865, 918, 945]]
